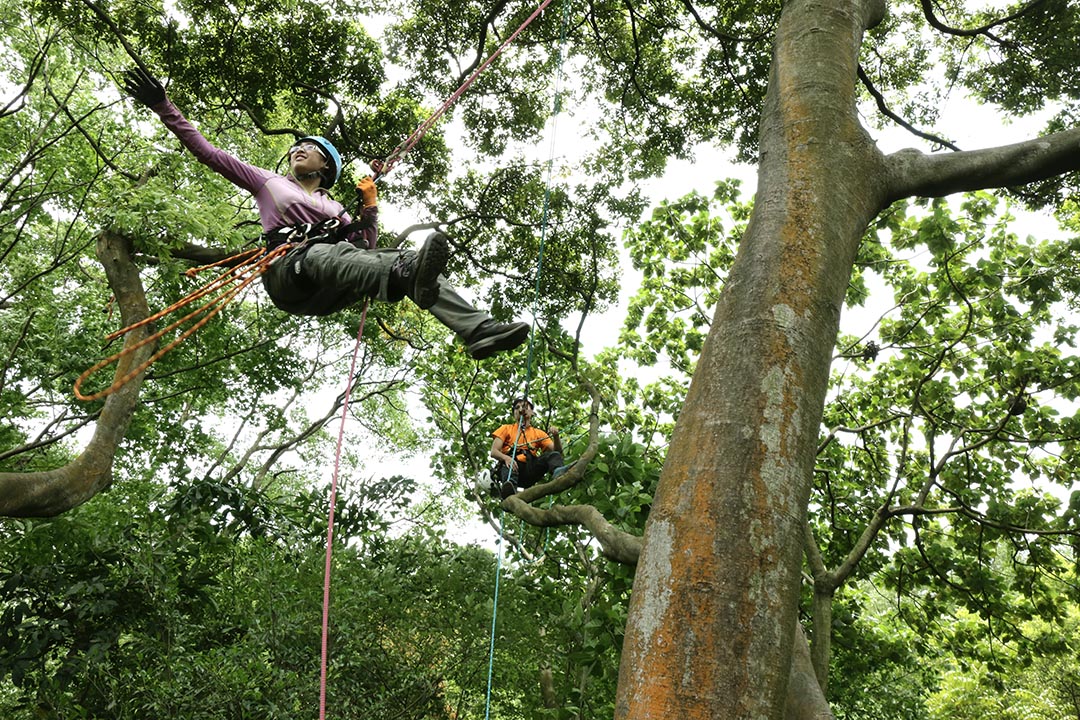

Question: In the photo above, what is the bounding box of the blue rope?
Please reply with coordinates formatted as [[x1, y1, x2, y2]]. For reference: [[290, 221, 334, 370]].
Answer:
[[520, 0, 573, 404], [484, 511, 506, 719], [485, 2, 573, 717]]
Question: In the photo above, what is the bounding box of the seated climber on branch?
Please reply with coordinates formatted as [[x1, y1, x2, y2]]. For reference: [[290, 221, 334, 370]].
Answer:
[[490, 397, 567, 499], [120, 67, 530, 360]]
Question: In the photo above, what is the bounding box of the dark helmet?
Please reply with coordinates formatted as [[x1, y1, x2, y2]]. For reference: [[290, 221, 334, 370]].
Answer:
[[293, 135, 342, 189]]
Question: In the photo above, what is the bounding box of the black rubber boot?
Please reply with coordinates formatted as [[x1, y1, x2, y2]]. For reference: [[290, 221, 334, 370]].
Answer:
[[389, 232, 449, 309], [466, 321, 530, 360]]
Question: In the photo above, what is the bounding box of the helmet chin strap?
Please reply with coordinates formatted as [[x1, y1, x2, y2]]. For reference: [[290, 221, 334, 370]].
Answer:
[[293, 170, 322, 182]]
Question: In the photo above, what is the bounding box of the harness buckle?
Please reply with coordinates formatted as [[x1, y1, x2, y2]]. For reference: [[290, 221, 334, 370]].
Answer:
[[263, 218, 346, 251]]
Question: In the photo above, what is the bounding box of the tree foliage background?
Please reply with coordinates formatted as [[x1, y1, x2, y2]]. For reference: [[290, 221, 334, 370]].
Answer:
[[3, 0, 1080, 717]]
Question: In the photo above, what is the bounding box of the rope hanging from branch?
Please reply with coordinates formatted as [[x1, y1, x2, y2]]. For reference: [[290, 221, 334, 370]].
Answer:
[[481, 0, 574, 716], [373, 0, 558, 179]]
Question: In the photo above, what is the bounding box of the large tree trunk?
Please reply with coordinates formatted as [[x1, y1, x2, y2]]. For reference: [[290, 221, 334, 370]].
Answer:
[[614, 0, 887, 717], [0, 231, 153, 517]]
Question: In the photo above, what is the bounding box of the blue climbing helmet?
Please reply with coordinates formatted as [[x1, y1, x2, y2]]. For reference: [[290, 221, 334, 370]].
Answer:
[[293, 135, 342, 189]]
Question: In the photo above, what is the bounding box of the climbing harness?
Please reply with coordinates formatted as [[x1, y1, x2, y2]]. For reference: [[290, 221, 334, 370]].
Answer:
[[490, 420, 566, 495], [262, 216, 360, 252], [490, 415, 537, 496]]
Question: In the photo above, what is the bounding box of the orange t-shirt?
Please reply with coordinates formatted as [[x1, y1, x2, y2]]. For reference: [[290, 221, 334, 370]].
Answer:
[[493, 423, 553, 462]]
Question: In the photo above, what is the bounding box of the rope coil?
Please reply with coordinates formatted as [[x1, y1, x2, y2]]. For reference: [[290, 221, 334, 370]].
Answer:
[[73, 245, 288, 401]]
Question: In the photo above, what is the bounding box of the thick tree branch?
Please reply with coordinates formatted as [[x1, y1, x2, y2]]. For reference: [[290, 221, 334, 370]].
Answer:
[[885, 127, 1080, 202], [455, 0, 512, 87], [0, 31, 52, 118], [0, 231, 154, 517], [504, 497, 642, 564], [77, 0, 152, 74], [679, 0, 772, 42], [785, 624, 835, 720], [166, 241, 257, 266], [821, 505, 892, 591]]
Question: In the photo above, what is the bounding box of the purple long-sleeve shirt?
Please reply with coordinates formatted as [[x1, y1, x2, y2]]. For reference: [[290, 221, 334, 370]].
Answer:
[[149, 98, 377, 246]]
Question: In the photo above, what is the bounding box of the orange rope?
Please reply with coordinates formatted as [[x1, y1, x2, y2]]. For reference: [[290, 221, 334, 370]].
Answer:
[[73, 245, 290, 401]]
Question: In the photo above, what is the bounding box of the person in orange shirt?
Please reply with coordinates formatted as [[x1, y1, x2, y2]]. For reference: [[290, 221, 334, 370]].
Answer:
[[489, 398, 566, 499]]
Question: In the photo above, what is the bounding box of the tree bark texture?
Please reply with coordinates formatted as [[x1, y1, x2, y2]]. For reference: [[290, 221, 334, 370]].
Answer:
[[615, 0, 888, 717], [0, 231, 153, 517], [809, 588, 835, 698]]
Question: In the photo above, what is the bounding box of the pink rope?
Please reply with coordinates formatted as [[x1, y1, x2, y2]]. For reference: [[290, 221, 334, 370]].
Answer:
[[319, 1, 557, 709], [319, 301, 369, 719], [377, 0, 557, 176], [319, 227, 376, 718]]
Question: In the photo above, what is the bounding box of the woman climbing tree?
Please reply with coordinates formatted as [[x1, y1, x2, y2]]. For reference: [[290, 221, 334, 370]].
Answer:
[[121, 67, 531, 360]]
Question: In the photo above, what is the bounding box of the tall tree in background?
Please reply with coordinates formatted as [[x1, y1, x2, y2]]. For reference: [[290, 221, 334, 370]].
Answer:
[[613, 180, 1080, 717]]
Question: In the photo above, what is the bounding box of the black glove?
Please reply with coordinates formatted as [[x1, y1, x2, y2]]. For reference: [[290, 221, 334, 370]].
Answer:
[[122, 67, 166, 108]]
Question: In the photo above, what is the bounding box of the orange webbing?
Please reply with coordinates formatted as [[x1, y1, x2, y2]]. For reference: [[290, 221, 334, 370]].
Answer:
[[73, 245, 290, 401]]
